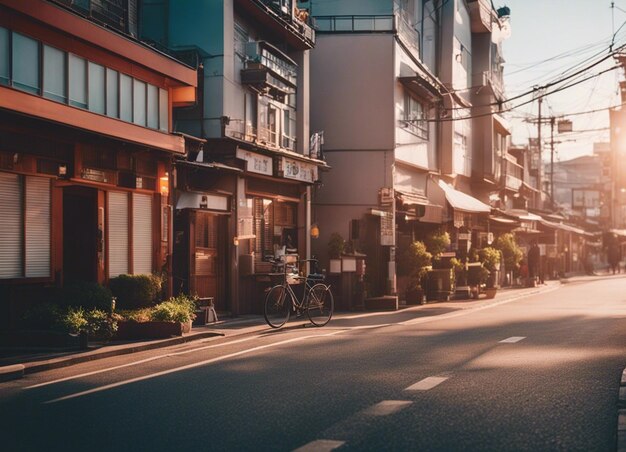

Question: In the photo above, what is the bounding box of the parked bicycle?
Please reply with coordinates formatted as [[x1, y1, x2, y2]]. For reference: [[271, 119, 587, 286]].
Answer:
[[264, 255, 334, 328]]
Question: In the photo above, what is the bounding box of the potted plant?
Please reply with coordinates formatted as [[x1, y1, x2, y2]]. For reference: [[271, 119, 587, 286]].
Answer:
[[397, 241, 432, 304], [327, 232, 345, 274], [494, 233, 523, 287], [480, 246, 502, 298], [424, 231, 455, 301]]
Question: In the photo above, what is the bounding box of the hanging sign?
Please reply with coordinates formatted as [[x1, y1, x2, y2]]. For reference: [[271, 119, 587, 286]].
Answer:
[[236, 149, 273, 176], [282, 157, 318, 183]]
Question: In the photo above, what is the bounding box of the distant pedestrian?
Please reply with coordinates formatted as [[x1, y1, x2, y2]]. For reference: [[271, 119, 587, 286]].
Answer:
[[528, 241, 540, 286], [608, 244, 621, 274]]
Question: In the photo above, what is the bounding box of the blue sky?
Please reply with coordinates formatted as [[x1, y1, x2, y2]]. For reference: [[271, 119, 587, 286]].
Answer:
[[501, 0, 626, 161]]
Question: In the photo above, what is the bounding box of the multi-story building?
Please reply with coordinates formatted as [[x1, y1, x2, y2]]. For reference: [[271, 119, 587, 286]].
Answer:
[[0, 0, 198, 328], [140, 0, 324, 314], [308, 0, 510, 301]]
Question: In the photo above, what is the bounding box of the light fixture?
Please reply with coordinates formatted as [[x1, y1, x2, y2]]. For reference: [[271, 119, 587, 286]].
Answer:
[[233, 237, 240, 247], [159, 172, 170, 196], [310, 223, 320, 239], [58, 164, 67, 177]]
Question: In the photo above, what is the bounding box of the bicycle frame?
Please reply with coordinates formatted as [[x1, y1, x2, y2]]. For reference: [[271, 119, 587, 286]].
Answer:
[[272, 255, 326, 312]]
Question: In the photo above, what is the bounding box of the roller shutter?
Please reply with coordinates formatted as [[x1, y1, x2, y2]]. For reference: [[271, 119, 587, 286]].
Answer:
[[108, 191, 129, 277], [132, 193, 152, 275], [25, 176, 51, 277], [0, 172, 23, 278]]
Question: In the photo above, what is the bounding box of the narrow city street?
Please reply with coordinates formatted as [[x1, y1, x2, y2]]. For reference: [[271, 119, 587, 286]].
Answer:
[[2, 276, 625, 451]]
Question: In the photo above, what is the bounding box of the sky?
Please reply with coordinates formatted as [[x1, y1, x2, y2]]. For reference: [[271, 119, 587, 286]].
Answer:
[[501, 0, 626, 162]]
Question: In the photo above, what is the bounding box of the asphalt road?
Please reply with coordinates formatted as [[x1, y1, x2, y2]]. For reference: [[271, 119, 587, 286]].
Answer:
[[2, 276, 626, 451]]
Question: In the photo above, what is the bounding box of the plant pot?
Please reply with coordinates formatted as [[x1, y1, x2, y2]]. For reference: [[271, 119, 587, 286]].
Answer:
[[405, 287, 425, 305]]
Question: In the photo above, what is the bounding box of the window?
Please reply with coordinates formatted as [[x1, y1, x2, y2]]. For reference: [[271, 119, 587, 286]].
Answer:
[[88, 62, 105, 114], [0, 172, 51, 279], [0, 27, 8, 86], [147, 84, 159, 129], [43, 45, 67, 102], [282, 107, 296, 150], [1, 27, 169, 132], [12, 32, 40, 94], [106, 68, 119, 118], [69, 54, 87, 108], [159, 88, 168, 132], [133, 79, 147, 126], [403, 94, 428, 139], [251, 198, 297, 262], [120, 73, 133, 122], [244, 90, 257, 139]]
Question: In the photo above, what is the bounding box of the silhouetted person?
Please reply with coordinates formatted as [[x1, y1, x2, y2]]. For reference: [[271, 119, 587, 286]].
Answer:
[[608, 244, 621, 274], [528, 241, 541, 286]]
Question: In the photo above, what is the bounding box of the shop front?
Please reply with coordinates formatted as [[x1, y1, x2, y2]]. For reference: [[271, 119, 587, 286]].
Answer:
[[172, 159, 240, 314]]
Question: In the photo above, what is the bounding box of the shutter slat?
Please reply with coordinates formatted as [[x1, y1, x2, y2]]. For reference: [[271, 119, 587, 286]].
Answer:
[[132, 193, 152, 275], [25, 176, 51, 278], [108, 191, 129, 277], [0, 172, 23, 278]]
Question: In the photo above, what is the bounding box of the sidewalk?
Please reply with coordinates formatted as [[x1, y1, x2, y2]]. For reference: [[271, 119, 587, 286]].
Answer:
[[0, 279, 566, 382]]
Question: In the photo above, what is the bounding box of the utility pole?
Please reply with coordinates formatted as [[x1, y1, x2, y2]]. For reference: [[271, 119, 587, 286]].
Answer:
[[550, 116, 555, 209], [537, 97, 543, 208]]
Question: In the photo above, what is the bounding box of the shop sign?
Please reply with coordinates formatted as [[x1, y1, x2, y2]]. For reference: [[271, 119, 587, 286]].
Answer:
[[458, 233, 471, 240], [380, 210, 395, 246], [82, 167, 108, 183], [236, 149, 273, 176], [282, 157, 318, 183], [379, 187, 394, 206]]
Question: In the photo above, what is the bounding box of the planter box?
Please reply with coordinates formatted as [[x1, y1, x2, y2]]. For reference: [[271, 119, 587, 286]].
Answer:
[[116, 320, 191, 340], [426, 268, 455, 301], [364, 296, 398, 311]]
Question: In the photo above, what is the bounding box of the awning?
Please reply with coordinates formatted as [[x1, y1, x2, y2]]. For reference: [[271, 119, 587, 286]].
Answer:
[[493, 113, 511, 136], [398, 76, 442, 103], [396, 190, 444, 224], [539, 219, 587, 235], [437, 180, 491, 214], [176, 159, 242, 173], [489, 215, 518, 225]]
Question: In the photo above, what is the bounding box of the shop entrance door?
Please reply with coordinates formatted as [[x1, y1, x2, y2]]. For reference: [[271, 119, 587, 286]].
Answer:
[[193, 212, 224, 310], [63, 186, 98, 283]]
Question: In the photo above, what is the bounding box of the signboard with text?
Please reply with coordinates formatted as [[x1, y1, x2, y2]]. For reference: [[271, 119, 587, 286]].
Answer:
[[282, 157, 318, 183], [236, 149, 273, 176]]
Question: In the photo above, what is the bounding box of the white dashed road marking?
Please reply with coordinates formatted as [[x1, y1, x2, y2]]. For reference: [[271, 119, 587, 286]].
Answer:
[[363, 400, 413, 416], [293, 439, 345, 452], [499, 336, 526, 343], [405, 376, 449, 391]]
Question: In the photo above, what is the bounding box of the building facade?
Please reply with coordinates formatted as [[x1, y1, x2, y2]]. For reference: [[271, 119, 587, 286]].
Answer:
[[0, 0, 197, 328], [140, 0, 324, 314]]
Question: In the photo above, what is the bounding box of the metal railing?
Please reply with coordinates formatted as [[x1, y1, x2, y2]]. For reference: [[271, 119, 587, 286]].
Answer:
[[54, 0, 134, 35], [314, 15, 395, 33]]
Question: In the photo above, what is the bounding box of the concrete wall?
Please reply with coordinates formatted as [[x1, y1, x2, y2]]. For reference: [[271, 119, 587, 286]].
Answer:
[[310, 34, 395, 151]]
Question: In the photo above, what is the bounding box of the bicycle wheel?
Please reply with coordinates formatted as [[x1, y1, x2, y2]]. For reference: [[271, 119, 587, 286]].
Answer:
[[307, 283, 333, 327], [264, 285, 292, 328]]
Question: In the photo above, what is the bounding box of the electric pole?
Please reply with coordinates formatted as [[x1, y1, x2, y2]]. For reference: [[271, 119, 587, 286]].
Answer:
[[538, 97, 543, 207], [550, 116, 555, 209]]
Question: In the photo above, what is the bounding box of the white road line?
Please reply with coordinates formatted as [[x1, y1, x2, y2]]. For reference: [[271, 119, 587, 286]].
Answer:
[[293, 439, 346, 452], [362, 400, 412, 416], [499, 336, 526, 343], [45, 330, 345, 404], [405, 376, 449, 391], [26, 335, 261, 389]]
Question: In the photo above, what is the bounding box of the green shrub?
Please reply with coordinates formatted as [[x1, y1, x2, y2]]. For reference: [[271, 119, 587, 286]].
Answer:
[[22, 303, 62, 330], [494, 233, 523, 272], [57, 281, 114, 312], [84, 309, 118, 341], [479, 247, 501, 271], [150, 294, 197, 323], [327, 233, 345, 259], [425, 231, 451, 258], [60, 307, 88, 334], [397, 241, 432, 290], [109, 274, 162, 310]]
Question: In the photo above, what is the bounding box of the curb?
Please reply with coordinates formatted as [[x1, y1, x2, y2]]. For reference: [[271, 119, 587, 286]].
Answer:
[[0, 364, 25, 382], [619, 369, 626, 452], [0, 330, 225, 381]]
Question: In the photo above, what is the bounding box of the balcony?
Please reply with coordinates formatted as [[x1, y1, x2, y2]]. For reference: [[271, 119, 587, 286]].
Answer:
[[503, 157, 523, 191], [224, 122, 297, 154], [468, 0, 495, 33], [234, 0, 315, 50], [241, 41, 297, 101], [52, 0, 136, 36]]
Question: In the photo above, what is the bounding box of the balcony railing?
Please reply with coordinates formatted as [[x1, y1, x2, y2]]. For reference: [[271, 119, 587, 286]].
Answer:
[[54, 0, 135, 36], [503, 157, 523, 190], [315, 15, 395, 33], [225, 122, 297, 153]]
